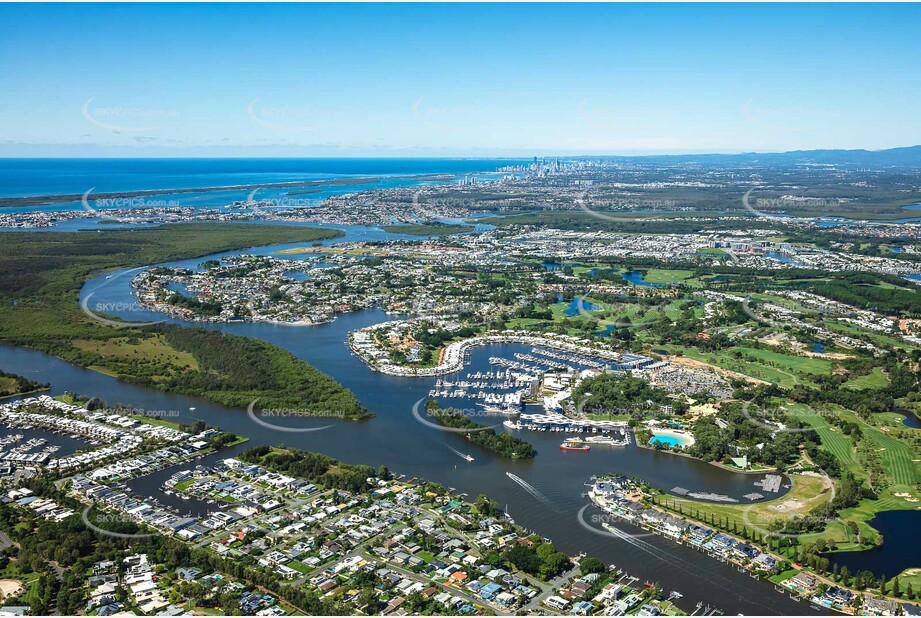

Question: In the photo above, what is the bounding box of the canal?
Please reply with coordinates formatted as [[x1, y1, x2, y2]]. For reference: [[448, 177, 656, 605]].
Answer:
[[0, 233, 833, 615]]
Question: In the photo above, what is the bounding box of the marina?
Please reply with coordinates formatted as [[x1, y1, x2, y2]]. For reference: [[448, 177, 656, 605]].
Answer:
[[0, 229, 819, 616]]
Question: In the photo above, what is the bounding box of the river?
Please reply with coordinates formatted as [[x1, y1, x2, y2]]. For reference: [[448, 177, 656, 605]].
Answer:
[[0, 227, 835, 614]]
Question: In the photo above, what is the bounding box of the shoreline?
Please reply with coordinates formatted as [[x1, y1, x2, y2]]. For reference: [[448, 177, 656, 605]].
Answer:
[[635, 440, 781, 476], [0, 173, 456, 209], [349, 327, 625, 377]]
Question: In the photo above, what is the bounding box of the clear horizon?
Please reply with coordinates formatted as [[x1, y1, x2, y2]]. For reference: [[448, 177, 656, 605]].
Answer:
[[2, 3, 920, 157]]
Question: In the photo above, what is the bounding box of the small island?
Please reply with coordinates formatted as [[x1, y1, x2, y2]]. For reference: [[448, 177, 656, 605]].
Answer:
[[425, 401, 536, 460]]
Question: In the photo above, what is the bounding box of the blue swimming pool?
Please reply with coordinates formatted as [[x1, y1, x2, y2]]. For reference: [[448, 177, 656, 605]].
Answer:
[[649, 433, 691, 447]]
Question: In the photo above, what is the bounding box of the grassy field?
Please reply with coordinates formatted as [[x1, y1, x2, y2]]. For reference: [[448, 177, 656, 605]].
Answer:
[[129, 414, 186, 431], [791, 404, 860, 472], [0, 376, 20, 396], [638, 269, 697, 285], [669, 346, 830, 388], [843, 367, 890, 390], [792, 403, 921, 548], [656, 473, 848, 546], [73, 334, 200, 377]]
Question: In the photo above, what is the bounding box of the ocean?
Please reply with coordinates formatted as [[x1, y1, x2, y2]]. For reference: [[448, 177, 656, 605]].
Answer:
[[0, 158, 527, 198]]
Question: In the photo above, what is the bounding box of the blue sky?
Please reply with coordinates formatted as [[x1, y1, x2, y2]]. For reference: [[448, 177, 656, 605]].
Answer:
[[1, 3, 919, 157]]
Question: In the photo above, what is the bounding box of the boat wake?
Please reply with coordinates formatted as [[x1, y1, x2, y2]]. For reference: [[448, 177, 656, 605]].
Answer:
[[576, 505, 747, 603], [506, 472, 564, 512], [444, 442, 474, 462]]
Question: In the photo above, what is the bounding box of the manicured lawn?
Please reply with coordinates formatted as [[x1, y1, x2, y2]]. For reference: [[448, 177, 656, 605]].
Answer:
[[131, 414, 185, 431], [657, 473, 842, 545], [285, 560, 312, 574], [768, 569, 798, 584], [789, 404, 859, 472], [734, 347, 833, 376], [857, 421, 919, 488], [672, 347, 823, 388], [641, 269, 696, 284], [843, 367, 889, 390]]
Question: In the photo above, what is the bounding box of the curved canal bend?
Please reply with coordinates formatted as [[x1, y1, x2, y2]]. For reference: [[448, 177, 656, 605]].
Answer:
[[0, 231, 823, 616]]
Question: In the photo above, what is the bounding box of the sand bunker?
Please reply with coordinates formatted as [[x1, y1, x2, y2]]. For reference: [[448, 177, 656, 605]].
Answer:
[[0, 579, 22, 597]]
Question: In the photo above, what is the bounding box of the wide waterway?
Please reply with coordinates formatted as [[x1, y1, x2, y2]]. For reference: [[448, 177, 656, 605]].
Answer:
[[0, 337, 819, 616], [0, 227, 836, 616]]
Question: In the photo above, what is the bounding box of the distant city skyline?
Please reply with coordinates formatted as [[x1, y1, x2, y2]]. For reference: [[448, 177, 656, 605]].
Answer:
[[1, 3, 920, 157]]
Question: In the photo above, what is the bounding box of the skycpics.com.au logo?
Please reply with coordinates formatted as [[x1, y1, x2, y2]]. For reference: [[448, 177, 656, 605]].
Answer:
[[81, 267, 165, 328], [81, 187, 180, 223], [246, 399, 342, 433], [575, 190, 679, 224], [246, 98, 344, 133], [576, 504, 657, 539], [81, 99, 179, 133], [742, 187, 844, 220], [82, 507, 158, 540], [741, 400, 839, 435], [243, 188, 319, 218], [411, 189, 482, 211], [410, 398, 501, 433]]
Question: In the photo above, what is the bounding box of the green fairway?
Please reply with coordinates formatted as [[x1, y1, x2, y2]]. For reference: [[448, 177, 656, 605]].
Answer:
[[843, 367, 890, 390], [790, 404, 859, 471]]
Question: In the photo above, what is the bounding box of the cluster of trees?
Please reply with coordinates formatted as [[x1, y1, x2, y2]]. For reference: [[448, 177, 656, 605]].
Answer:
[[685, 403, 801, 467], [513, 303, 554, 321], [425, 403, 536, 460], [151, 325, 371, 418], [571, 372, 688, 416], [788, 359, 918, 417], [412, 324, 477, 350], [809, 272, 921, 316], [474, 494, 503, 518], [492, 540, 572, 580], [0, 369, 49, 397], [240, 445, 376, 494], [166, 292, 223, 316]]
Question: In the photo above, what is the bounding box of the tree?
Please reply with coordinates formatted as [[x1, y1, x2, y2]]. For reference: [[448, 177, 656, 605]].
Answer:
[[535, 543, 555, 562], [543, 552, 573, 579], [840, 566, 851, 587], [580, 557, 605, 575]]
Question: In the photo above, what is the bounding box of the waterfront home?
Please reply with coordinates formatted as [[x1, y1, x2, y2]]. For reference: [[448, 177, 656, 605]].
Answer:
[[660, 514, 689, 536], [706, 533, 737, 554], [813, 586, 855, 609], [785, 571, 818, 593], [613, 593, 644, 614], [686, 523, 714, 544], [732, 542, 760, 561], [752, 553, 779, 573], [863, 597, 899, 616], [622, 501, 646, 520], [592, 582, 625, 606]]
